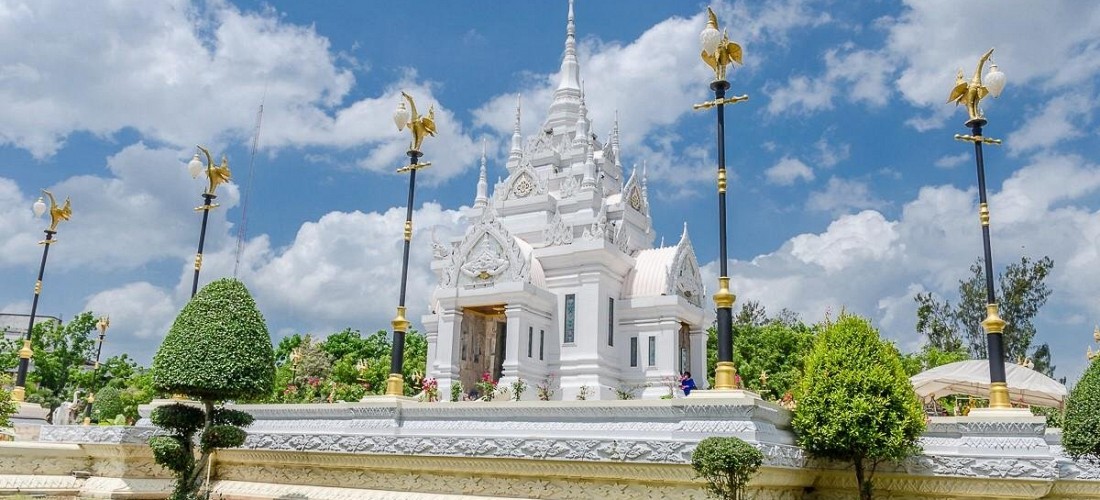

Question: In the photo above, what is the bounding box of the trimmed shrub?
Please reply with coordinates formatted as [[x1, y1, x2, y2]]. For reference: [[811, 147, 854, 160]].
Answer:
[[691, 437, 763, 500], [92, 386, 125, 422], [1063, 358, 1100, 461], [152, 278, 275, 400], [792, 314, 924, 500]]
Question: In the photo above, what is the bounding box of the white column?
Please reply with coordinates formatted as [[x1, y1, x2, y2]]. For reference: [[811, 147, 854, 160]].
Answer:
[[434, 308, 463, 399], [689, 328, 708, 390]]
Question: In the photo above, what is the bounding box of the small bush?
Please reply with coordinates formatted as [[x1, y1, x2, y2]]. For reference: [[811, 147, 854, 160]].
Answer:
[[691, 437, 764, 500], [450, 381, 462, 402], [149, 435, 191, 474], [201, 424, 248, 452], [151, 404, 205, 436], [92, 386, 125, 422], [1063, 358, 1100, 460]]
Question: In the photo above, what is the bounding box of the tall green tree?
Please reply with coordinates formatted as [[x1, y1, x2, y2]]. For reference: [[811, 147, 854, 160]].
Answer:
[[0, 375, 16, 429], [709, 301, 814, 399], [793, 314, 924, 500], [915, 256, 1054, 375], [27, 313, 97, 422], [150, 278, 274, 499]]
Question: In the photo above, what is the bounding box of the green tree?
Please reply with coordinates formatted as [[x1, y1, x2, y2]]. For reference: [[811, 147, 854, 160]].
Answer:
[[150, 278, 275, 499], [900, 345, 970, 378], [0, 375, 17, 429], [691, 436, 764, 500], [27, 313, 97, 422], [1063, 359, 1100, 461], [793, 314, 925, 500], [733, 320, 814, 400], [915, 256, 1054, 375], [708, 301, 813, 398], [0, 337, 19, 373], [92, 385, 125, 422]]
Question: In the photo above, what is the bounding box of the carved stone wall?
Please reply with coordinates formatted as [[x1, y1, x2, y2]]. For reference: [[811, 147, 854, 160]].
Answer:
[[7, 398, 1099, 499]]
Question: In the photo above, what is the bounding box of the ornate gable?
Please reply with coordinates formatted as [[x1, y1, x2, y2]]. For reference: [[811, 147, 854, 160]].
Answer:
[[668, 227, 703, 307], [443, 208, 531, 288], [621, 165, 648, 215], [500, 159, 547, 201]]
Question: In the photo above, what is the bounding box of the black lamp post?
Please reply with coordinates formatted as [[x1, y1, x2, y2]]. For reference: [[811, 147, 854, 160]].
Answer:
[[186, 146, 232, 298], [949, 48, 1010, 409], [12, 190, 72, 403], [694, 8, 748, 390], [83, 316, 109, 425], [386, 91, 435, 396]]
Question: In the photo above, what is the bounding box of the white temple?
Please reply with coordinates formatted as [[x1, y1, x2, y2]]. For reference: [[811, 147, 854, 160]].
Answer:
[[421, 0, 708, 400]]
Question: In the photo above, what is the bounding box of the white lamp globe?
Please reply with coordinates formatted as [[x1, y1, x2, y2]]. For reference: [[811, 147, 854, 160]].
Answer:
[[393, 102, 410, 131], [32, 197, 46, 217], [700, 25, 721, 56], [187, 153, 204, 178], [985, 64, 1006, 98]]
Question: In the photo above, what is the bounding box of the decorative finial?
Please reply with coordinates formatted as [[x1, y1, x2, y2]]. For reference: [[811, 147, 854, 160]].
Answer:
[[947, 48, 1001, 125], [475, 140, 489, 208], [699, 7, 744, 82], [40, 189, 72, 232]]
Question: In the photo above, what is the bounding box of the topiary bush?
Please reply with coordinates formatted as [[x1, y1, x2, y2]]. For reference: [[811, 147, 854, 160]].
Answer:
[[1063, 358, 1100, 461], [792, 314, 924, 500], [691, 437, 764, 500], [92, 385, 125, 423], [149, 278, 275, 500]]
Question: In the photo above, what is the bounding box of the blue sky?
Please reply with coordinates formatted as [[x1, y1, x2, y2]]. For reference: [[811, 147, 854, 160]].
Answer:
[[2, 0, 1099, 382]]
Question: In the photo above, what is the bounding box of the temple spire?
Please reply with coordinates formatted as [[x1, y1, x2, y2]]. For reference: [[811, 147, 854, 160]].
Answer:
[[544, 0, 584, 131], [581, 142, 596, 190], [559, 0, 580, 92], [508, 94, 523, 166], [475, 139, 488, 208], [573, 84, 590, 149]]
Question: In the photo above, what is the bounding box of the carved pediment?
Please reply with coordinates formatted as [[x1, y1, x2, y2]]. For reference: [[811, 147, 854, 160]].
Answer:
[[668, 236, 703, 307], [501, 160, 546, 201], [442, 209, 530, 288]]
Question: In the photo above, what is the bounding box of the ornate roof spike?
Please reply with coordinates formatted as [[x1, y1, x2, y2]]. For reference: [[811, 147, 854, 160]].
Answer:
[[475, 139, 488, 208], [574, 83, 590, 148], [681, 221, 689, 241], [581, 143, 596, 189], [545, 0, 583, 131], [508, 94, 523, 167], [559, 0, 580, 92]]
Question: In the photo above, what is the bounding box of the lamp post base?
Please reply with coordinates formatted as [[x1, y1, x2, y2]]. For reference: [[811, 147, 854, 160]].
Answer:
[[712, 361, 738, 390], [687, 388, 762, 400], [384, 373, 404, 396]]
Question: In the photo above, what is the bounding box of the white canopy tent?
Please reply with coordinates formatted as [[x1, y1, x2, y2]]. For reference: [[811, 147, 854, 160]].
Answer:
[[909, 360, 1067, 408]]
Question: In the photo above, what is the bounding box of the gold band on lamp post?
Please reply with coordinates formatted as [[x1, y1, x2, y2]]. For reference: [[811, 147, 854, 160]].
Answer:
[[713, 277, 737, 390], [387, 306, 411, 396], [981, 303, 1010, 408]]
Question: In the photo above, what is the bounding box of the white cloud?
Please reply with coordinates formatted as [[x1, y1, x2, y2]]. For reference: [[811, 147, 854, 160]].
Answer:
[[807, 177, 886, 214], [766, 46, 890, 116], [83, 282, 177, 340], [0, 0, 480, 183], [888, 1, 1100, 128], [704, 152, 1100, 381], [814, 137, 850, 168], [1007, 93, 1093, 155], [934, 152, 969, 169], [244, 203, 466, 333], [789, 210, 899, 273], [765, 156, 814, 185]]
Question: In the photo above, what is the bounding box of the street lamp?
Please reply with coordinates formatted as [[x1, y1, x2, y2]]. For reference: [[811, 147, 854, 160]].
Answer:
[[385, 91, 436, 396], [949, 48, 1011, 409], [186, 147, 232, 298], [693, 7, 748, 390], [83, 316, 109, 425], [12, 190, 72, 402]]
